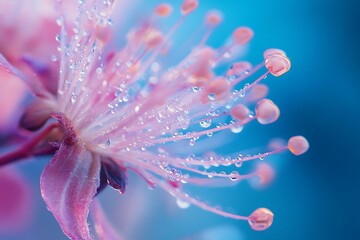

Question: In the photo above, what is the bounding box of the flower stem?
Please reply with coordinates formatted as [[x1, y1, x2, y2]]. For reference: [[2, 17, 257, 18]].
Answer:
[[0, 123, 58, 167]]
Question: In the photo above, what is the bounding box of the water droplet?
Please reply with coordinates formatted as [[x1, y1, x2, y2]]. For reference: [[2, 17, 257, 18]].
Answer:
[[229, 171, 240, 181], [151, 62, 160, 72], [239, 89, 245, 97], [55, 34, 61, 42], [56, 17, 63, 26], [134, 105, 140, 112], [199, 119, 211, 128], [231, 125, 243, 133], [208, 93, 215, 101], [96, 67, 103, 75], [71, 92, 77, 103], [235, 162, 243, 168], [176, 198, 190, 209], [186, 154, 195, 161], [224, 51, 231, 58], [122, 95, 129, 102], [51, 55, 58, 62], [99, 139, 112, 148]]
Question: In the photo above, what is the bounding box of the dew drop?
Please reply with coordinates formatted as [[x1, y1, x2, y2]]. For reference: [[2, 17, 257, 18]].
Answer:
[[192, 86, 200, 92], [235, 162, 243, 168], [55, 34, 61, 42], [51, 55, 58, 62], [229, 171, 240, 181], [96, 67, 103, 75], [199, 119, 211, 128], [71, 92, 77, 103], [208, 93, 215, 101], [99, 139, 112, 148], [231, 125, 243, 133], [56, 17, 63, 26], [176, 198, 190, 209]]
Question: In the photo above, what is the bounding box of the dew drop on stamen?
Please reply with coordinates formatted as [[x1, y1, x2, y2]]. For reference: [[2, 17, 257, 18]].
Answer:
[[96, 67, 103, 75], [229, 171, 240, 181], [51, 55, 58, 62], [55, 34, 61, 42], [176, 198, 191, 209], [71, 92, 77, 103], [235, 162, 243, 168], [230, 125, 243, 133], [99, 139, 112, 148], [56, 17, 63, 26], [199, 119, 211, 128]]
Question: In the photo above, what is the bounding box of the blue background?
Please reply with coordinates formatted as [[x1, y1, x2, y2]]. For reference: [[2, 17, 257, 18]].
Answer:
[[1, 0, 359, 239]]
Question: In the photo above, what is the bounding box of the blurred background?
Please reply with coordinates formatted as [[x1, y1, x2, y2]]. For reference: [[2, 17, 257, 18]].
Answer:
[[0, 0, 359, 239]]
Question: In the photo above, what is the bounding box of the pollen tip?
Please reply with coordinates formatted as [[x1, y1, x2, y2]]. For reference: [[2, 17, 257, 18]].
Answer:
[[206, 10, 223, 27], [155, 3, 173, 17], [265, 54, 291, 77], [255, 99, 280, 125], [248, 208, 274, 231], [181, 0, 199, 15], [232, 27, 254, 45], [231, 104, 250, 121], [263, 48, 286, 59], [255, 162, 275, 186], [288, 136, 309, 155]]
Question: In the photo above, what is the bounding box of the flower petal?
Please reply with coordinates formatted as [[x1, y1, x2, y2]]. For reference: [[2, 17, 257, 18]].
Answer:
[[0, 54, 28, 133], [0, 167, 33, 232], [91, 200, 124, 240], [40, 144, 100, 240], [102, 159, 127, 194], [0, 53, 26, 78]]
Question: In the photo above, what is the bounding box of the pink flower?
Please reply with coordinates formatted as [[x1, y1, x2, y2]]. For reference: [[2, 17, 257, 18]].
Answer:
[[0, 0, 309, 239]]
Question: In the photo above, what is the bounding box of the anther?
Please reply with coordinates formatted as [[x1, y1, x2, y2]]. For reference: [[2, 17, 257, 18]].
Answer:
[[155, 3, 173, 17], [205, 10, 223, 27], [232, 27, 254, 45], [181, 0, 199, 15], [265, 54, 291, 77], [263, 48, 286, 59], [255, 99, 280, 124], [231, 104, 250, 121], [248, 208, 274, 231], [288, 136, 309, 155]]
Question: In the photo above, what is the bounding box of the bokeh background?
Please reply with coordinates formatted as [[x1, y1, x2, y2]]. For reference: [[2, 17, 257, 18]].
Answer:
[[1, 0, 359, 239]]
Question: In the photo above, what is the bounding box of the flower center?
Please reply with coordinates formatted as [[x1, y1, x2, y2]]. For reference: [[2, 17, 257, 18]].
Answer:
[[52, 113, 77, 146]]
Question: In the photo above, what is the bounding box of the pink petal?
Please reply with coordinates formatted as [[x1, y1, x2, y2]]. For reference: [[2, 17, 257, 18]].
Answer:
[[101, 159, 127, 194], [0, 167, 33, 232], [0, 54, 27, 132], [91, 200, 124, 240], [40, 144, 100, 240]]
